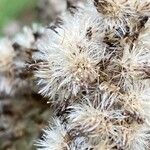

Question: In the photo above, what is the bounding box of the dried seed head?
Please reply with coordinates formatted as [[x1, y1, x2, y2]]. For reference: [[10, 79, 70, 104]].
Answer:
[[93, 0, 149, 35], [34, 11, 106, 101], [94, 0, 137, 28], [34, 1, 150, 149]]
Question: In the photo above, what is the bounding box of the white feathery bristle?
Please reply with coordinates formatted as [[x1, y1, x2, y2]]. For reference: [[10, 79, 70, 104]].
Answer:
[[117, 41, 150, 84], [93, 0, 137, 30], [133, 0, 150, 16], [138, 19, 150, 47], [93, 0, 150, 34], [70, 137, 92, 150], [36, 118, 70, 150], [68, 96, 125, 137], [18, 0, 150, 149], [127, 125, 150, 150], [127, 81, 150, 123]]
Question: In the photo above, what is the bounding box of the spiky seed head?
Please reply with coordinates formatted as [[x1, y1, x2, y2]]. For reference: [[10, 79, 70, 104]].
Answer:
[[34, 11, 106, 101]]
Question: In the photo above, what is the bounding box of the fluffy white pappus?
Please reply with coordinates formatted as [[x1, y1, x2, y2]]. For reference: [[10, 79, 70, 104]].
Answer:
[[38, 0, 103, 50], [93, 0, 150, 37], [36, 118, 70, 150], [93, 0, 138, 30], [116, 41, 150, 87], [127, 125, 150, 150], [125, 80, 150, 123], [138, 19, 150, 47], [119, 83, 145, 119], [101, 123, 150, 150], [67, 98, 137, 149], [86, 83, 120, 110], [32, 23, 45, 37], [13, 24, 45, 49], [61, 0, 100, 24], [70, 137, 92, 150], [35, 11, 106, 100], [125, 80, 150, 102], [0, 38, 15, 72], [36, 118, 91, 150], [133, 0, 150, 16], [67, 97, 125, 138]]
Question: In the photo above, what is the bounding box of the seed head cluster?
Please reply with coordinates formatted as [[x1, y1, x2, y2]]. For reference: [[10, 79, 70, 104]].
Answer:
[[0, 0, 150, 149], [34, 0, 150, 149]]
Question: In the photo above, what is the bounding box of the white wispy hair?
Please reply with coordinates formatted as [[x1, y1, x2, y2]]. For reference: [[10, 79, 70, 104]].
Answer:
[[125, 80, 150, 102], [127, 125, 150, 150], [132, 0, 150, 16], [69, 98, 150, 150], [36, 118, 69, 150], [93, 0, 137, 30], [66, 81, 150, 149], [116, 41, 150, 87], [67, 96, 134, 149], [138, 19, 150, 47], [67, 94, 125, 137], [70, 137, 92, 150], [125, 80, 150, 123], [34, 10, 106, 100], [0, 38, 15, 72], [93, 0, 150, 37], [36, 118, 91, 150], [32, 0, 150, 149]]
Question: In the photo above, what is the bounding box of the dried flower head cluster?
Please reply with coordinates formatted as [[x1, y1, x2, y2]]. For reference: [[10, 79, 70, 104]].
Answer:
[[34, 0, 150, 149], [0, 0, 150, 149]]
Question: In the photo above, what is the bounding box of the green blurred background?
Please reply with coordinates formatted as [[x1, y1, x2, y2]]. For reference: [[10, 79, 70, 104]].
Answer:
[[0, 0, 37, 35]]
